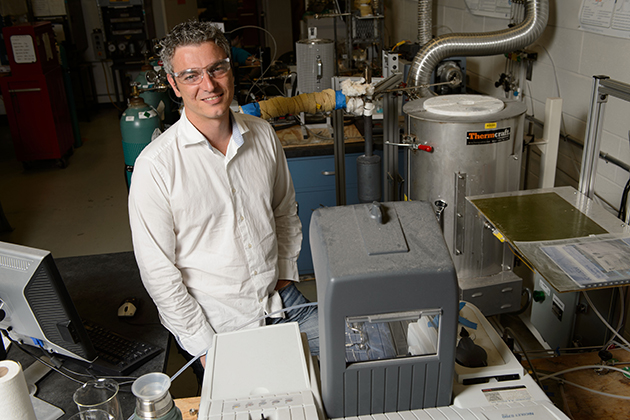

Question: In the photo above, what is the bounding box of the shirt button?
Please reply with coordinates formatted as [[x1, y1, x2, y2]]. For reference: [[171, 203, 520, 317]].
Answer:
[[248, 243, 252, 248], [259, 298, 263, 303], [232, 188, 236, 193], [240, 216, 244, 222], [253, 270, 258, 275]]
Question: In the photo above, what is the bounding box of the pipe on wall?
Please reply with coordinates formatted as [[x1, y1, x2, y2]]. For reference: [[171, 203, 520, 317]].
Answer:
[[417, 0, 432, 46], [407, 0, 548, 97]]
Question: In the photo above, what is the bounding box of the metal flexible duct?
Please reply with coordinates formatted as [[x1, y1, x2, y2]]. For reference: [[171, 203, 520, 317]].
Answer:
[[417, 0, 432, 46], [407, 0, 548, 97]]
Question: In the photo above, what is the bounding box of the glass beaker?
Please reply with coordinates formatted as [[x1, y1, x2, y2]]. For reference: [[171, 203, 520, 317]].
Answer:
[[68, 409, 115, 420], [73, 378, 122, 420]]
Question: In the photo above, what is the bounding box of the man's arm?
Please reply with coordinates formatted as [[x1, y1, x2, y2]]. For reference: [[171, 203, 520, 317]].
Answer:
[[128, 157, 215, 356], [269, 129, 302, 283]]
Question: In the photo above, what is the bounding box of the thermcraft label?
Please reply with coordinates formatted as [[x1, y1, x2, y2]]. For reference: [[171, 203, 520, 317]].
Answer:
[[467, 127, 511, 145]]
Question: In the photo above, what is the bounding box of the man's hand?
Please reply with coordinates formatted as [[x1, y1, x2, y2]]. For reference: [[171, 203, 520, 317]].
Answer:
[[275, 279, 293, 290], [245, 56, 260, 66]]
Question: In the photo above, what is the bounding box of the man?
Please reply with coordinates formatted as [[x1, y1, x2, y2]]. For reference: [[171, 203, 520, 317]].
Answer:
[[128, 21, 318, 378], [228, 30, 259, 66]]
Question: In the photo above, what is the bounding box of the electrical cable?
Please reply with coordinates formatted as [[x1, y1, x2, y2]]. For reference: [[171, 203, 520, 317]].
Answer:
[[432, 25, 454, 35], [558, 381, 575, 420], [7, 336, 84, 385], [266, 82, 287, 98], [553, 377, 630, 400], [391, 40, 410, 51], [618, 176, 630, 220], [3, 329, 149, 388], [602, 286, 626, 350], [540, 365, 630, 400], [228, 25, 278, 101], [509, 287, 532, 315], [512, 344, 605, 357], [526, 80, 535, 119], [611, 340, 630, 354], [582, 290, 630, 349], [533, 44, 567, 138], [502, 327, 542, 387]]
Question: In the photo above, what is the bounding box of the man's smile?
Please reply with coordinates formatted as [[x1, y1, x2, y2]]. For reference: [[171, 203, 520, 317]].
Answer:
[[202, 93, 223, 102]]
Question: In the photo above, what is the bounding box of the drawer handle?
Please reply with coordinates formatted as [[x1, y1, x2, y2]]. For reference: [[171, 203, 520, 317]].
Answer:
[[321, 171, 335, 176], [471, 292, 483, 298], [9, 88, 41, 93], [501, 287, 513, 293], [500, 304, 513, 309]]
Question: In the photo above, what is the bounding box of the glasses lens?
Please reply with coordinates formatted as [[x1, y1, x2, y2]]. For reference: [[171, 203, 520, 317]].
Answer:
[[177, 69, 202, 85], [208, 61, 230, 79], [175, 59, 230, 85]]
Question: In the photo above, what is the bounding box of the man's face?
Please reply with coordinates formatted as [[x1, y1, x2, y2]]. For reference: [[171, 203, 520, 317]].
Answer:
[[167, 42, 234, 127]]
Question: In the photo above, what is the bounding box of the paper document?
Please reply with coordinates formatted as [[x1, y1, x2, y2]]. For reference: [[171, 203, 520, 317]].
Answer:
[[464, 0, 512, 19], [579, 0, 630, 39], [541, 236, 630, 288]]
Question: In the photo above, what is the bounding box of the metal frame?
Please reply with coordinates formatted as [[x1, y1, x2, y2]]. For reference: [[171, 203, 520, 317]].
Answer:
[[579, 75, 630, 198]]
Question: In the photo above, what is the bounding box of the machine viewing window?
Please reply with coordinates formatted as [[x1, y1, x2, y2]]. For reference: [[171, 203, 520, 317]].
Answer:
[[345, 309, 441, 363]]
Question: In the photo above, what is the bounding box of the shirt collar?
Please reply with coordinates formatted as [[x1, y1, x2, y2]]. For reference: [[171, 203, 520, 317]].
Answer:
[[179, 108, 248, 150]]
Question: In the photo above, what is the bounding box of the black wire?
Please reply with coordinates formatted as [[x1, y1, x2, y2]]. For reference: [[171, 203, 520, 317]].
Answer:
[[291, 74, 298, 97], [3, 329, 140, 386], [509, 287, 533, 316], [8, 337, 85, 385], [618, 177, 630, 220], [503, 327, 542, 387]]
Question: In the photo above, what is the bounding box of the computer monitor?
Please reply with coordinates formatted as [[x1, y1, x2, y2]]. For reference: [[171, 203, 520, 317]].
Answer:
[[0, 241, 96, 361]]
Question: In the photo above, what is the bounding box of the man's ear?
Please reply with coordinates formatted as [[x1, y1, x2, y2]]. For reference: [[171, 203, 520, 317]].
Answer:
[[167, 74, 182, 97]]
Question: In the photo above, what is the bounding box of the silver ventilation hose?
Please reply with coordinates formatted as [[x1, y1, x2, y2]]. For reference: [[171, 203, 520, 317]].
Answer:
[[417, 0, 432, 46], [407, 0, 548, 98]]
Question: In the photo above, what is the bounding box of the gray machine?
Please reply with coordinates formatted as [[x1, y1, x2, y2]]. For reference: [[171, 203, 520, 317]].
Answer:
[[310, 201, 458, 419]]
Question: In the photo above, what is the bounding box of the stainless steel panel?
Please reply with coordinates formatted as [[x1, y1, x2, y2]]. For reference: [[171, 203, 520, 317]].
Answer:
[[405, 97, 526, 279]]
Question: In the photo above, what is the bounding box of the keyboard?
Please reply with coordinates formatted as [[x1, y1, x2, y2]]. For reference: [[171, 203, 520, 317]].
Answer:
[[82, 319, 163, 376]]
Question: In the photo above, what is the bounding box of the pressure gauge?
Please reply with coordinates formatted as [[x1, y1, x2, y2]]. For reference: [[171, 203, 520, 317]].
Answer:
[[145, 70, 158, 84], [108, 43, 116, 53], [118, 42, 127, 51]]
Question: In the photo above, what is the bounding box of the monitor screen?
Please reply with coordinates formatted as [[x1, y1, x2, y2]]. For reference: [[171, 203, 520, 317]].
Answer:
[[0, 241, 96, 361]]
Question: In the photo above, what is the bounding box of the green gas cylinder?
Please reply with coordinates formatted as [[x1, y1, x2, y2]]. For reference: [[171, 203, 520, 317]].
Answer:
[[135, 62, 179, 126], [120, 96, 160, 188]]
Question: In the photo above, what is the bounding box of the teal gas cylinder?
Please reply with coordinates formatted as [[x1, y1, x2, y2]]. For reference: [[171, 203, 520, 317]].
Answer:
[[120, 96, 160, 188], [135, 63, 179, 126]]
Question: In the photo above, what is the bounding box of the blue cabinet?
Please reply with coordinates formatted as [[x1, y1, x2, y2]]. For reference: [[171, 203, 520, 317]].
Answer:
[[288, 152, 362, 274]]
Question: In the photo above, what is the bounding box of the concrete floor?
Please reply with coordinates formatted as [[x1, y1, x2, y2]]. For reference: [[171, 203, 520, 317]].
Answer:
[[0, 108, 317, 399]]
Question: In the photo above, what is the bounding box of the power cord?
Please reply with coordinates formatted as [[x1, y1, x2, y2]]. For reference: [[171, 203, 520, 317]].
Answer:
[[2, 329, 140, 387]]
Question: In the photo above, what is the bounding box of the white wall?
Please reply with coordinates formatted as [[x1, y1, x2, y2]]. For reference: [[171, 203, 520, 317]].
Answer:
[[389, 0, 630, 215]]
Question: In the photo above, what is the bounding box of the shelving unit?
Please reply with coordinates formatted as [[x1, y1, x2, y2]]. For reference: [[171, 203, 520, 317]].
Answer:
[[345, 0, 384, 74]]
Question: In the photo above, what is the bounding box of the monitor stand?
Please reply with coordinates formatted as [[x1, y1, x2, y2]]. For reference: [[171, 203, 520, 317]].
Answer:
[[23, 356, 64, 420]]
